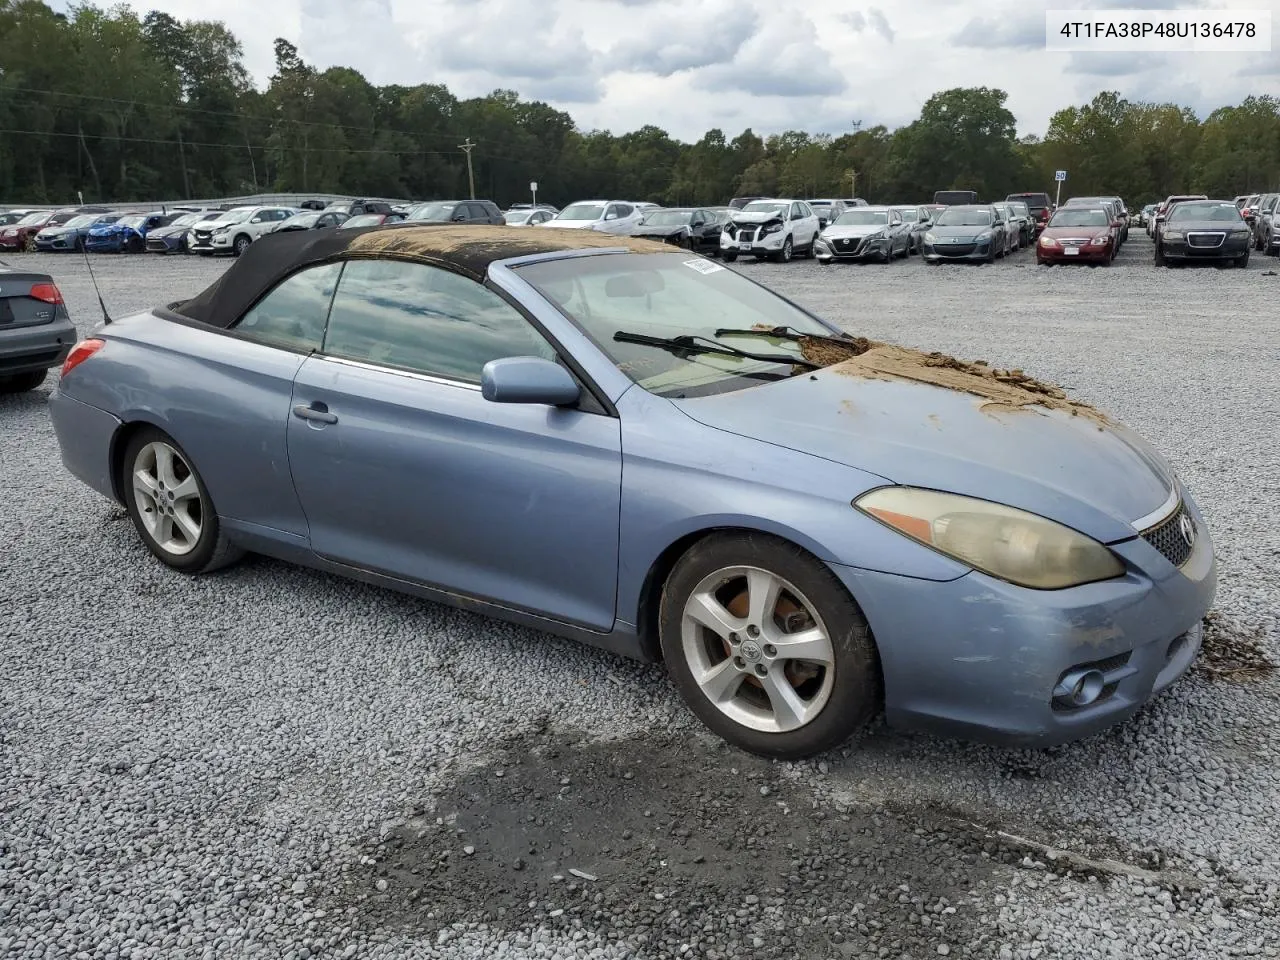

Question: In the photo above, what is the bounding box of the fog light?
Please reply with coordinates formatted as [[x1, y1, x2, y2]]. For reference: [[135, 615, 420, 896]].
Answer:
[[1053, 668, 1106, 707]]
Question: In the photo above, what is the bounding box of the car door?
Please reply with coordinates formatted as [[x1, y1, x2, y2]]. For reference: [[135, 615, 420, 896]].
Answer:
[[285, 257, 624, 630]]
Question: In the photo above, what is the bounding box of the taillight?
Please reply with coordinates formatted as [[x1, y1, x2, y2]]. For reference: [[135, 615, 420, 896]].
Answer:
[[29, 282, 64, 305], [61, 338, 105, 378]]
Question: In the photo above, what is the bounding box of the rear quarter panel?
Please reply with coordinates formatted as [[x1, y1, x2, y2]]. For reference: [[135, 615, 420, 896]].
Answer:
[[59, 312, 312, 537]]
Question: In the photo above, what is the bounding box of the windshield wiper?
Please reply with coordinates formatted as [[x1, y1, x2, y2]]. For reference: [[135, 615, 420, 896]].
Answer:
[[613, 331, 820, 369], [713, 325, 859, 348]]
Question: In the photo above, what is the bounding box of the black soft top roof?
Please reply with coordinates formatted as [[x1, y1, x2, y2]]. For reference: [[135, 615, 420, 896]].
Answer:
[[170, 223, 669, 329]]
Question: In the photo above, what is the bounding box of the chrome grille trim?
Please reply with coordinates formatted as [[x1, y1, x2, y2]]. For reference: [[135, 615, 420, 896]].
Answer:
[[1130, 486, 1179, 531], [1141, 500, 1194, 568]]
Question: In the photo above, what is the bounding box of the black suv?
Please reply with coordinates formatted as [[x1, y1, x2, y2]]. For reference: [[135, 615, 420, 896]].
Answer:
[[405, 200, 505, 224], [324, 199, 396, 217], [1007, 192, 1054, 234]]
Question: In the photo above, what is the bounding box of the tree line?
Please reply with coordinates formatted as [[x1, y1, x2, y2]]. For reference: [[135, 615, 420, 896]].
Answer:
[[2, 1, 1279, 209]]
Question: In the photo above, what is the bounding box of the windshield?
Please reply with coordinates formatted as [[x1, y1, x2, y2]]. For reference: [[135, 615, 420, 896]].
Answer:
[[16, 212, 47, 226], [834, 210, 888, 226], [169, 213, 203, 227], [283, 214, 319, 227], [343, 214, 383, 227], [741, 201, 788, 216], [1170, 202, 1242, 222], [63, 215, 95, 228], [118, 215, 147, 228], [1049, 209, 1109, 227], [515, 252, 836, 398], [557, 203, 605, 221], [505, 210, 534, 223], [213, 209, 252, 224], [408, 202, 457, 221], [642, 210, 693, 226], [935, 207, 992, 226], [890, 208, 917, 220], [1010, 203, 1029, 215]]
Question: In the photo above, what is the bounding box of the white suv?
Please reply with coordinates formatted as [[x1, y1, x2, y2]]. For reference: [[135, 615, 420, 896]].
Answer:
[[720, 199, 821, 262], [188, 206, 298, 256], [542, 200, 644, 234]]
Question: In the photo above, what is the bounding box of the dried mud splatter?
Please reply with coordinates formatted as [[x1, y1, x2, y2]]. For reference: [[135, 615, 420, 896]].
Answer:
[[1197, 611, 1278, 680]]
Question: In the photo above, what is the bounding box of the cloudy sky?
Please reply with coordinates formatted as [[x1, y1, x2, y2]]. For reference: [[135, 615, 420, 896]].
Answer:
[[55, 0, 1279, 141]]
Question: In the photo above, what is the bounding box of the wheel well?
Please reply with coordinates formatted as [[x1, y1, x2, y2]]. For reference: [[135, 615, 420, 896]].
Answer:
[[108, 421, 150, 504]]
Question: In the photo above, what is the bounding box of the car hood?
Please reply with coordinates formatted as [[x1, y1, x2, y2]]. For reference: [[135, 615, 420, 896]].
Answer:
[[1041, 224, 1110, 238], [1164, 220, 1248, 233], [632, 224, 688, 237], [148, 224, 187, 238], [541, 219, 598, 229], [192, 219, 234, 231], [37, 226, 72, 237], [88, 225, 127, 236], [822, 224, 887, 239], [671, 362, 1175, 543], [929, 224, 993, 239]]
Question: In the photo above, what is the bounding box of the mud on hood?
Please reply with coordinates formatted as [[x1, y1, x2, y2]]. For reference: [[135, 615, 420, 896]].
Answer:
[[671, 340, 1176, 544]]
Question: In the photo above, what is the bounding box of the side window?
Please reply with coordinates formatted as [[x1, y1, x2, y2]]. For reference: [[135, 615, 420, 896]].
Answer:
[[615, 204, 634, 219], [233, 262, 342, 352], [322, 259, 557, 383]]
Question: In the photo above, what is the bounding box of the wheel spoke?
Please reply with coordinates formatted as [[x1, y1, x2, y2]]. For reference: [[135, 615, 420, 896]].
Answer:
[[746, 569, 782, 630], [169, 474, 199, 503], [171, 505, 201, 545], [153, 444, 178, 488], [153, 513, 174, 546], [132, 468, 159, 501], [770, 627, 833, 666], [696, 659, 745, 705], [685, 590, 741, 642], [761, 670, 809, 732]]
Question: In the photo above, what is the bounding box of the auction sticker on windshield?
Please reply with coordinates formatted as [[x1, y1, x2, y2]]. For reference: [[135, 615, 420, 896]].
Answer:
[[683, 259, 724, 275]]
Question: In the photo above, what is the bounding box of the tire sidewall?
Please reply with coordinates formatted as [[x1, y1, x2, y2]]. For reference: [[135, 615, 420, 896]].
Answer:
[[658, 532, 881, 760], [120, 427, 224, 573]]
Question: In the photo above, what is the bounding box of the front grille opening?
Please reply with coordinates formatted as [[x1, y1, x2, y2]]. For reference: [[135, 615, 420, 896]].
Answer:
[[1141, 501, 1194, 568]]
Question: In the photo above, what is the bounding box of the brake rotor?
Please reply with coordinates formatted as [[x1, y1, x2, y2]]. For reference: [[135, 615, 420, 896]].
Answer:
[[723, 584, 821, 690]]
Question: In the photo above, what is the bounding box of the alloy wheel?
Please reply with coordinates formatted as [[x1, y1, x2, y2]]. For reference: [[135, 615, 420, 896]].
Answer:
[[680, 565, 836, 733], [131, 441, 204, 557]]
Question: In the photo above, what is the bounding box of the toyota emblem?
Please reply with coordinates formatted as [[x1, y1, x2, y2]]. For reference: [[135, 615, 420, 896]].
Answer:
[[1178, 513, 1195, 548]]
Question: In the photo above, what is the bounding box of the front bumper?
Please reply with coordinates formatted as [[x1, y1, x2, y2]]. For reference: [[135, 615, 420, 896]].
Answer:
[[85, 236, 124, 253], [1038, 242, 1111, 263], [831, 492, 1216, 748], [921, 239, 993, 262], [190, 232, 235, 254], [720, 230, 786, 257], [0, 233, 29, 250], [815, 237, 891, 261], [0, 316, 77, 376], [146, 234, 185, 253], [1161, 235, 1250, 261]]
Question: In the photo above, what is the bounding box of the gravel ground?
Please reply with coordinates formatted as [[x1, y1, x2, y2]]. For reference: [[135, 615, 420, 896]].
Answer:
[[1, 236, 1278, 960]]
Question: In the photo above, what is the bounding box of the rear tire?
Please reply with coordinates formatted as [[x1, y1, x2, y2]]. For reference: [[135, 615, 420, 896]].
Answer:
[[120, 427, 244, 575], [659, 531, 881, 760], [0, 370, 47, 393], [722, 252, 738, 263]]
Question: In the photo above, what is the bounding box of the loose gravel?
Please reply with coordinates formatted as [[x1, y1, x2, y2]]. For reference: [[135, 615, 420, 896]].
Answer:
[[1, 237, 1278, 960]]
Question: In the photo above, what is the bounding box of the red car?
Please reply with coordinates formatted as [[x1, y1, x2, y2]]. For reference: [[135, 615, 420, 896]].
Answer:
[[0, 210, 57, 251], [1036, 206, 1115, 265]]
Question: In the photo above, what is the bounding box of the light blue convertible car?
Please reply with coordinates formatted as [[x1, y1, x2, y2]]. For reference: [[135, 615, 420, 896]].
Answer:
[[48, 224, 1215, 758]]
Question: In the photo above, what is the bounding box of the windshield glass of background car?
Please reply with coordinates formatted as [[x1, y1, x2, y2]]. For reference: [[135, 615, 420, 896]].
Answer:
[[643, 210, 692, 226], [515, 252, 837, 398], [1050, 209, 1109, 227], [558, 203, 605, 220], [505, 211, 533, 223], [62, 215, 95, 228], [172, 213, 202, 226], [344, 215, 382, 227], [118, 215, 146, 228], [217, 210, 252, 224], [834, 211, 887, 226], [409, 202, 456, 221], [1170, 202, 1241, 222], [16, 212, 45, 225], [741, 202, 788, 216], [935, 208, 992, 226]]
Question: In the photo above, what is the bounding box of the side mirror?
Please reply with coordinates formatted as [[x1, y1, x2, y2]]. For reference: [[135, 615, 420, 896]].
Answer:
[[452, 214, 467, 222], [481, 356, 580, 407]]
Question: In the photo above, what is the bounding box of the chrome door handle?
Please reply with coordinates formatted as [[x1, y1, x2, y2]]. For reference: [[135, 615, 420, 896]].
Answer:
[[292, 403, 338, 425]]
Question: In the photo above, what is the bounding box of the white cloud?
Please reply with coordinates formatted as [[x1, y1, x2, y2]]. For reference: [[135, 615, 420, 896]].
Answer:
[[68, 0, 1279, 141]]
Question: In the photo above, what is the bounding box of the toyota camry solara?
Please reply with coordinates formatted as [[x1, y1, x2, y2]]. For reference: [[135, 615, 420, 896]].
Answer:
[[49, 224, 1215, 759]]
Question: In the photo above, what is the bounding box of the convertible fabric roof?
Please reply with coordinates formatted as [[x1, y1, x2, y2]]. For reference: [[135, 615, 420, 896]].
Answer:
[[169, 223, 669, 329]]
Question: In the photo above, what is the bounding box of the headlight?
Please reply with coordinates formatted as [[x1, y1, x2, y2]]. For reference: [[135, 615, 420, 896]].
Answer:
[[1163, 230, 1183, 240], [1039, 235, 1058, 247], [762, 223, 782, 235], [853, 487, 1125, 589], [923, 232, 936, 243], [1092, 234, 1110, 244], [975, 231, 992, 242]]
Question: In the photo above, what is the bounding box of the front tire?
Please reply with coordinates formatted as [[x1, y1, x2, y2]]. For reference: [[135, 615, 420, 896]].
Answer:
[[1154, 244, 1165, 267], [1236, 250, 1250, 268], [120, 427, 244, 574], [774, 237, 793, 263], [233, 234, 252, 256], [722, 251, 738, 263], [659, 532, 881, 760]]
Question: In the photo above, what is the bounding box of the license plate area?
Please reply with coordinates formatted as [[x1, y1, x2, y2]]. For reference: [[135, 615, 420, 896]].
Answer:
[[1064, 247, 1079, 255]]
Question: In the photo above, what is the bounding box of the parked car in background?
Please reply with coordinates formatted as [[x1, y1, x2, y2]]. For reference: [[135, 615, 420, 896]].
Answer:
[[1151, 194, 1207, 240], [47, 225, 1216, 758], [0, 267, 74, 393], [842, 198, 869, 208], [271, 211, 349, 234], [406, 200, 505, 225], [339, 213, 404, 229], [720, 198, 821, 263], [1036, 206, 1116, 266], [1007, 201, 1034, 246], [628, 207, 725, 254], [888, 205, 932, 253], [145, 212, 218, 254], [815, 206, 912, 263], [35, 212, 121, 252], [920, 204, 1006, 264], [993, 203, 1023, 253], [922, 203, 948, 223], [189, 206, 297, 256], [1137, 204, 1157, 228], [85, 212, 175, 253], [1154, 199, 1252, 268], [1238, 194, 1262, 226], [728, 196, 767, 210], [1, 209, 74, 252], [1006, 192, 1054, 235], [543, 201, 645, 234], [0, 210, 37, 227], [808, 199, 848, 228], [297, 199, 329, 211], [1065, 197, 1128, 244], [507, 203, 561, 215], [1249, 193, 1278, 250], [504, 208, 555, 226], [323, 199, 395, 217], [934, 190, 979, 206]]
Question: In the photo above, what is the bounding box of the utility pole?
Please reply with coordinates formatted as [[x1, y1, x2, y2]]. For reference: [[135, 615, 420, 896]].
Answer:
[[459, 138, 476, 199], [850, 169, 858, 199]]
